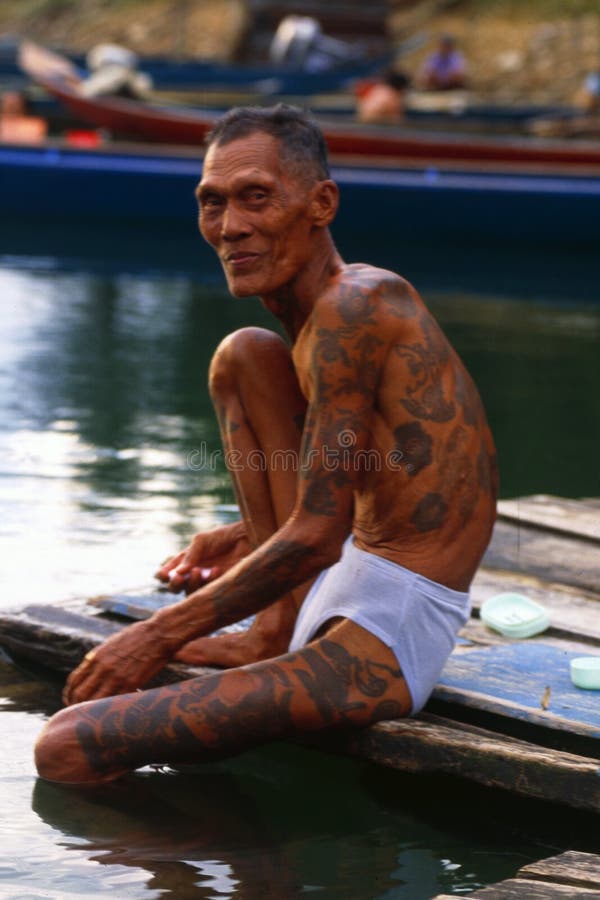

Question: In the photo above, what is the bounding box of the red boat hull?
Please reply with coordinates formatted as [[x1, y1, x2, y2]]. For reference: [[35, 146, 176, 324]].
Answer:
[[36, 76, 600, 168]]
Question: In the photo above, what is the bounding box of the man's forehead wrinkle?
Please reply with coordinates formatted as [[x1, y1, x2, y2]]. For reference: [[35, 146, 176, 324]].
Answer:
[[202, 134, 284, 180]]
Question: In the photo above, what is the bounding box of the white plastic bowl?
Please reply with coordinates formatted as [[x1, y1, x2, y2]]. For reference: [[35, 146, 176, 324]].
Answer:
[[570, 656, 600, 690]]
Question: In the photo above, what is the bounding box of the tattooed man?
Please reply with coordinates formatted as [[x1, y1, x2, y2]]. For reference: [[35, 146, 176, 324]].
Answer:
[[35, 106, 497, 783]]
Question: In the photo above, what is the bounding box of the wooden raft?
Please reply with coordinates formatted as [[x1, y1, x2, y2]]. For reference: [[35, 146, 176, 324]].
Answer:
[[0, 495, 599, 812], [433, 850, 600, 899]]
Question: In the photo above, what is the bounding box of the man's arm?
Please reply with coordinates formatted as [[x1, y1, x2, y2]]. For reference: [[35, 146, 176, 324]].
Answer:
[[63, 278, 394, 704]]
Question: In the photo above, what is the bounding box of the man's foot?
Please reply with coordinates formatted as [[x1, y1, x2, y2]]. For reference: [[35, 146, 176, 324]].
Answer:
[[174, 630, 288, 668]]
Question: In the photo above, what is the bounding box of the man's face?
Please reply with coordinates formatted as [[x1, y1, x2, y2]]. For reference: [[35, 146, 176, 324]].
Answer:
[[197, 132, 317, 298]]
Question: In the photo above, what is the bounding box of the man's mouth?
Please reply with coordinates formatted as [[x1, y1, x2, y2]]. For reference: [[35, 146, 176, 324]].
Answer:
[[224, 251, 260, 268]]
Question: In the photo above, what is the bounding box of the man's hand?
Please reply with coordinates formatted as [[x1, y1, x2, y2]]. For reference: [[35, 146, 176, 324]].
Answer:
[[62, 619, 174, 706], [155, 522, 250, 594]]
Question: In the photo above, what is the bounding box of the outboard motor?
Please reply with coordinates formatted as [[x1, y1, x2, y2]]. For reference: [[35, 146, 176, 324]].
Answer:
[[269, 16, 365, 72], [81, 43, 152, 99]]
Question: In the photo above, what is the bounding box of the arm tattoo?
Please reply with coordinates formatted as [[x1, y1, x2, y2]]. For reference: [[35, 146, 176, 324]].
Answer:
[[208, 539, 315, 630]]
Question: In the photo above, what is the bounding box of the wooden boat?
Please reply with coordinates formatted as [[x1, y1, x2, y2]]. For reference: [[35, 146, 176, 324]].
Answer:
[[12, 40, 576, 134], [18, 43, 600, 167], [3, 36, 393, 97], [1, 495, 599, 812], [2, 139, 599, 247]]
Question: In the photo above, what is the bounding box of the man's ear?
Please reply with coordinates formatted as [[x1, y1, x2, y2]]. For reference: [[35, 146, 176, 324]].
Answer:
[[310, 180, 339, 227]]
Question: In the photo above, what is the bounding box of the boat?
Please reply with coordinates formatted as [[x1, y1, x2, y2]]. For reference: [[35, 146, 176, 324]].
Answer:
[[1, 495, 599, 811], [37, 72, 600, 166], [18, 42, 600, 167], [11, 40, 575, 133], [1, 139, 599, 248], [2, 33, 394, 97]]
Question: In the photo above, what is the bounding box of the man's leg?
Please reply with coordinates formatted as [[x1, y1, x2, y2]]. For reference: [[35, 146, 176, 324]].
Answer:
[[178, 326, 310, 667], [35, 619, 412, 785]]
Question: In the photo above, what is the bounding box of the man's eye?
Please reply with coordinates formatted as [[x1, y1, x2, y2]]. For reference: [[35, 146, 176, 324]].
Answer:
[[246, 191, 267, 203], [200, 195, 222, 209]]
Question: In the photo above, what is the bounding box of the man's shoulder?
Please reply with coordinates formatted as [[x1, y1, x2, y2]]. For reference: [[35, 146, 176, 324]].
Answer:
[[315, 264, 421, 324]]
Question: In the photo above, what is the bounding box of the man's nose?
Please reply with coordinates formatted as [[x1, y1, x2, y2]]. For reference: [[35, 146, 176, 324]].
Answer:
[[221, 203, 251, 240]]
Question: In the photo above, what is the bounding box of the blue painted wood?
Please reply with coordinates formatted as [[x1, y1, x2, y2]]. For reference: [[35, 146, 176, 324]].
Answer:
[[91, 592, 253, 633], [435, 643, 600, 739], [90, 592, 178, 619], [2, 143, 599, 247]]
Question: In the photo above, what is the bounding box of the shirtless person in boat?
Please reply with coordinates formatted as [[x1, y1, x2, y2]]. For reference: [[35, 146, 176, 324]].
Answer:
[[35, 106, 497, 784]]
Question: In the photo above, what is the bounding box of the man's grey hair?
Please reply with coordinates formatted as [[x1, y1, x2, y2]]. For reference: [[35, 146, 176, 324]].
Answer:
[[204, 104, 330, 184]]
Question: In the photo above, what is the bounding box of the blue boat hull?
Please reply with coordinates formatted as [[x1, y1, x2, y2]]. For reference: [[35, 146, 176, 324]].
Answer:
[[1, 40, 390, 95], [1, 143, 599, 248]]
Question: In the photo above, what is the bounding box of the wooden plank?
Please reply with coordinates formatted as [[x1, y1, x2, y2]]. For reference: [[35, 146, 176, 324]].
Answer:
[[327, 716, 600, 812], [88, 591, 255, 633], [483, 519, 600, 594], [0, 604, 121, 673], [457, 616, 599, 658], [0, 604, 212, 684], [497, 495, 600, 544], [435, 643, 600, 740], [87, 591, 179, 620], [520, 852, 600, 890], [435, 879, 600, 897], [433, 853, 600, 899]]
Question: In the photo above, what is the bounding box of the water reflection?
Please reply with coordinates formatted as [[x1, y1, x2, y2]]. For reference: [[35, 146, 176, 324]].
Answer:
[[30, 745, 543, 899], [1, 266, 275, 605]]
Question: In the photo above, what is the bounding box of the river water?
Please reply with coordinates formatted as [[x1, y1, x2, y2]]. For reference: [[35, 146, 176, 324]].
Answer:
[[0, 220, 598, 899]]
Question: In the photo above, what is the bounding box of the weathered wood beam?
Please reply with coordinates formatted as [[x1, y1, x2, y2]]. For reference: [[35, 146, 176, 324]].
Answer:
[[483, 520, 600, 594], [433, 851, 600, 898], [0, 604, 212, 685], [519, 851, 600, 890], [320, 716, 600, 812], [498, 495, 600, 544], [435, 882, 598, 898]]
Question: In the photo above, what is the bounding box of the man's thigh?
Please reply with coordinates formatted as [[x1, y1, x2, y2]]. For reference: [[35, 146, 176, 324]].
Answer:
[[304, 617, 413, 725]]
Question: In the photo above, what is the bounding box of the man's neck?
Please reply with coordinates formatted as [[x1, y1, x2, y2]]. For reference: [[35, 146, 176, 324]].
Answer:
[[261, 235, 343, 342]]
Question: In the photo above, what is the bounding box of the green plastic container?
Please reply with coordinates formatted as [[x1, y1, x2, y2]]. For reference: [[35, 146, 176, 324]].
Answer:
[[480, 593, 550, 639]]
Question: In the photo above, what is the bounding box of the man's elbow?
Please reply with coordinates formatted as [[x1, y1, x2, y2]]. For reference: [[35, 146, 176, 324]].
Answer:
[[285, 517, 348, 573]]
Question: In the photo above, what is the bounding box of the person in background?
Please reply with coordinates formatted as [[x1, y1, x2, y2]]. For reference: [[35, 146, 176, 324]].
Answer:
[[0, 90, 47, 143], [356, 69, 411, 125], [576, 72, 600, 113], [419, 34, 467, 91]]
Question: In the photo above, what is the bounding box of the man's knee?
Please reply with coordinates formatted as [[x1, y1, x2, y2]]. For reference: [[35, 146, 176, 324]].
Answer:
[[208, 327, 290, 401], [35, 703, 127, 785]]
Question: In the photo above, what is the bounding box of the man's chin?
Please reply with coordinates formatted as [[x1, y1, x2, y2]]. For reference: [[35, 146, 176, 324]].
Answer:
[[225, 276, 260, 299]]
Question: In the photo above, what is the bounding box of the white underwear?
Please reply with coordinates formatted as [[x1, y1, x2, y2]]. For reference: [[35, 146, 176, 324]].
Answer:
[[288, 536, 471, 714]]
